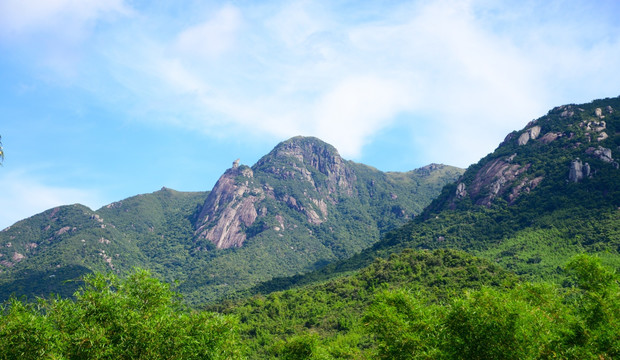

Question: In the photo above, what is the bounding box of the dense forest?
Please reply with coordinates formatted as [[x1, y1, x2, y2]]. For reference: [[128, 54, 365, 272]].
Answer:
[[1, 251, 617, 359]]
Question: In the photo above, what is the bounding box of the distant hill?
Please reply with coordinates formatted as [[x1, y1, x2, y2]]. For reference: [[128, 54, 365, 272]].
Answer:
[[0, 137, 463, 303]]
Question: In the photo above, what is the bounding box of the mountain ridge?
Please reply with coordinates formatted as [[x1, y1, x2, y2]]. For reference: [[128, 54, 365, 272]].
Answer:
[[0, 137, 463, 303], [237, 96, 620, 297]]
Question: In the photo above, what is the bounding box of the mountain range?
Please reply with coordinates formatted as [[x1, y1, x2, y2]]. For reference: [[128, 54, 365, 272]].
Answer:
[[0, 137, 463, 303], [1, 96, 619, 359]]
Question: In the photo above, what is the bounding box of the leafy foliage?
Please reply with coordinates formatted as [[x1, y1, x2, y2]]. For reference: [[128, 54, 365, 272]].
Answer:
[[209, 249, 517, 358], [0, 269, 242, 359], [199, 251, 618, 359]]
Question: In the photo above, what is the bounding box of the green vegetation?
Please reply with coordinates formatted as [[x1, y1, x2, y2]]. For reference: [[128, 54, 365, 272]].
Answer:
[[0, 149, 462, 304], [3, 252, 616, 359], [0, 269, 241, 359], [0, 190, 208, 303], [250, 96, 620, 294]]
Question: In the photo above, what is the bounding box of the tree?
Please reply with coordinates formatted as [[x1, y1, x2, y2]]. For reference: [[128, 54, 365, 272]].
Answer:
[[0, 269, 243, 359]]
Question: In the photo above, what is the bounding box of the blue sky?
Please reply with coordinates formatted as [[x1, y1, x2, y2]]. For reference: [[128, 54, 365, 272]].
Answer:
[[1, 0, 620, 229]]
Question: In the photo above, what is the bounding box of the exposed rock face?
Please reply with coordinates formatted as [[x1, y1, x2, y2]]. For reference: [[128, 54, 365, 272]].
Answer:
[[194, 136, 463, 249], [583, 163, 591, 178], [193, 137, 361, 248], [586, 146, 614, 163], [518, 133, 530, 146], [255, 136, 357, 197], [455, 183, 467, 199], [540, 132, 561, 144], [597, 132, 609, 142], [466, 155, 533, 206], [508, 176, 544, 203], [569, 159, 584, 182], [517, 125, 541, 146], [12, 252, 25, 262], [559, 105, 575, 118], [194, 166, 261, 248], [595, 107, 603, 118], [529, 125, 541, 139]]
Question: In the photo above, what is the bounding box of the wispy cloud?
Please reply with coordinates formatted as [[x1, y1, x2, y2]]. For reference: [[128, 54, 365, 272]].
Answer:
[[0, 0, 128, 35], [175, 5, 242, 60], [0, 0, 131, 74], [5, 0, 620, 166]]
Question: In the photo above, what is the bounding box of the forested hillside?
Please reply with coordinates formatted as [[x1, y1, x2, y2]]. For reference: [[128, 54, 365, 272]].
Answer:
[[248, 96, 620, 296], [0, 137, 462, 304], [2, 251, 617, 359]]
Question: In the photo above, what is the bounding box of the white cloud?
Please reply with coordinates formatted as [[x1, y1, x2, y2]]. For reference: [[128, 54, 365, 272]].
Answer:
[[175, 5, 242, 60], [20, 0, 620, 168], [0, 0, 131, 75], [104, 0, 616, 167], [312, 76, 417, 157], [265, 1, 327, 48], [0, 0, 130, 37], [0, 170, 105, 230]]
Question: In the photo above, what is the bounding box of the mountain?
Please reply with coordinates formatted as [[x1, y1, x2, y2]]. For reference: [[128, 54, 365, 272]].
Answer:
[[243, 96, 620, 296], [400, 96, 620, 277], [0, 189, 208, 300], [0, 136, 463, 303], [199, 96, 620, 358]]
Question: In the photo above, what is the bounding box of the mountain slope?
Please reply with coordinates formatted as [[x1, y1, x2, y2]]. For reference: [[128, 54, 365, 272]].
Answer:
[[0, 189, 208, 300], [180, 136, 463, 303], [0, 137, 463, 303], [244, 96, 620, 296]]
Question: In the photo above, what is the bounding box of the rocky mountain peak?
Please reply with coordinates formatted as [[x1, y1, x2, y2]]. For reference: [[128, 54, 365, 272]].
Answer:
[[256, 136, 343, 174], [193, 136, 463, 250], [193, 137, 355, 249], [445, 96, 620, 210], [254, 136, 356, 196]]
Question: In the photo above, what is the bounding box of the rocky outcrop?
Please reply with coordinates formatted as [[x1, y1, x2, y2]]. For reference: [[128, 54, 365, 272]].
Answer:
[[579, 119, 608, 143], [467, 155, 532, 206], [508, 176, 544, 203], [569, 159, 584, 182], [193, 136, 463, 249], [540, 132, 561, 144], [194, 166, 261, 248], [255, 136, 357, 197], [455, 183, 467, 199], [595, 107, 603, 118], [586, 146, 614, 163], [585, 146, 619, 169], [194, 137, 358, 248], [517, 125, 541, 146]]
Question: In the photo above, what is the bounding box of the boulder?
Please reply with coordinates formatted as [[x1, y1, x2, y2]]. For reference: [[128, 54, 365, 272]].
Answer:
[[518, 132, 530, 146], [595, 107, 603, 118], [569, 159, 583, 182], [455, 182, 467, 199], [586, 146, 613, 163], [529, 125, 541, 139], [517, 126, 541, 145], [540, 132, 560, 144]]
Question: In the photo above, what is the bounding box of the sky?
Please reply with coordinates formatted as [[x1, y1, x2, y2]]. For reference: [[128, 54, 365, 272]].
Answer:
[[1, 0, 620, 230]]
